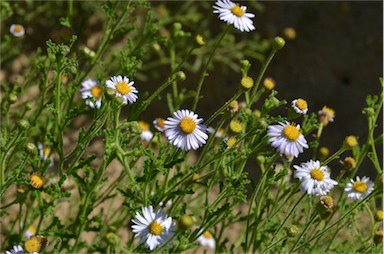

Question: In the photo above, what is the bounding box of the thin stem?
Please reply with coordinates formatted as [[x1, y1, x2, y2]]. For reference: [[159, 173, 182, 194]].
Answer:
[[192, 26, 229, 111]]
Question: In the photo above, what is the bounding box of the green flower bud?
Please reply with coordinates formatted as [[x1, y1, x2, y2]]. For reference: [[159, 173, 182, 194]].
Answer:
[[178, 215, 194, 230], [105, 88, 116, 100], [25, 103, 32, 111], [173, 22, 182, 31], [25, 142, 37, 155], [273, 36, 285, 50], [241, 76, 254, 90], [362, 107, 375, 117], [17, 119, 30, 130], [8, 93, 17, 104], [114, 96, 125, 106], [285, 225, 299, 237], [81, 47, 96, 58], [127, 121, 141, 134], [175, 71, 186, 81], [256, 155, 265, 165], [106, 232, 121, 246], [60, 45, 70, 56], [240, 59, 251, 70], [195, 34, 205, 46]]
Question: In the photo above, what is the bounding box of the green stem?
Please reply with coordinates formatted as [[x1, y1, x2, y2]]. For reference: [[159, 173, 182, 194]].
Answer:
[[205, 90, 242, 126], [192, 26, 229, 111], [289, 212, 318, 252]]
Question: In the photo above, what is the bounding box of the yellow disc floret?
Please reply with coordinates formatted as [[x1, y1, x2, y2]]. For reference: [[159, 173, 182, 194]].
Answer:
[[179, 117, 196, 134], [91, 85, 103, 99], [310, 168, 325, 181], [116, 81, 131, 95], [229, 120, 243, 133], [263, 77, 275, 90], [353, 181, 367, 193], [149, 221, 163, 236], [295, 99, 308, 110], [31, 174, 44, 189], [344, 135, 358, 148], [156, 118, 165, 129], [203, 231, 212, 239], [139, 121, 150, 131], [241, 76, 254, 90], [231, 4, 244, 17], [283, 125, 300, 141], [13, 25, 24, 33]]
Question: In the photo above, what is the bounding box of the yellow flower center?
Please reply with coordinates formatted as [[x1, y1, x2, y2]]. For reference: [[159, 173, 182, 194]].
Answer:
[[344, 135, 358, 148], [31, 175, 44, 189], [227, 137, 236, 148], [27, 225, 37, 235], [230, 120, 243, 133], [149, 221, 163, 236], [263, 78, 275, 90], [231, 4, 244, 17], [139, 121, 150, 131], [310, 168, 325, 181], [241, 76, 254, 89], [91, 85, 102, 99], [116, 81, 131, 95], [295, 99, 308, 110], [283, 125, 300, 141], [179, 117, 196, 134], [25, 237, 41, 252], [13, 25, 23, 33], [203, 231, 212, 239], [43, 147, 50, 158], [353, 181, 367, 193], [156, 118, 165, 128]]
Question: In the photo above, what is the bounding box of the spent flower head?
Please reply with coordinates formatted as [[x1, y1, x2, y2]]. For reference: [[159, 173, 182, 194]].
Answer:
[[106, 75, 138, 105], [294, 160, 338, 196], [345, 176, 374, 200], [131, 205, 175, 250], [25, 235, 48, 253], [213, 0, 255, 32], [164, 109, 208, 151], [267, 122, 308, 158], [318, 106, 335, 125], [80, 79, 102, 109]]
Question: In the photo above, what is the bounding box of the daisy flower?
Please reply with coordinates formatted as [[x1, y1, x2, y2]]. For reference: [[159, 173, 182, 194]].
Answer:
[[153, 118, 166, 132], [80, 79, 102, 108], [164, 109, 208, 151], [106, 75, 138, 105], [25, 225, 37, 239], [197, 231, 216, 249], [10, 24, 25, 37], [294, 160, 338, 196], [345, 176, 374, 200], [131, 205, 175, 250], [267, 122, 308, 158], [38, 143, 54, 167], [5, 245, 24, 254], [213, 0, 255, 32], [291, 98, 308, 114], [139, 121, 153, 142], [318, 106, 335, 125]]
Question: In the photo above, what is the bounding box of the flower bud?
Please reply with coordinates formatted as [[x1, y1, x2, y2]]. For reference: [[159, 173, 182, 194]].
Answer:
[[114, 96, 125, 106], [241, 76, 254, 90], [81, 47, 96, 58], [319, 147, 329, 160], [240, 59, 251, 70], [375, 210, 384, 222], [25, 103, 32, 111], [106, 232, 121, 245], [60, 45, 70, 56], [17, 119, 30, 130], [344, 135, 358, 148], [25, 143, 38, 155], [273, 36, 285, 50], [229, 120, 242, 134], [283, 27, 296, 40], [105, 87, 116, 100], [178, 215, 194, 230], [285, 225, 299, 237], [8, 93, 17, 104], [342, 157, 356, 171], [195, 34, 205, 46], [175, 71, 186, 81], [253, 109, 261, 118], [374, 231, 383, 245], [256, 155, 265, 165], [263, 77, 275, 90], [228, 100, 239, 113]]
